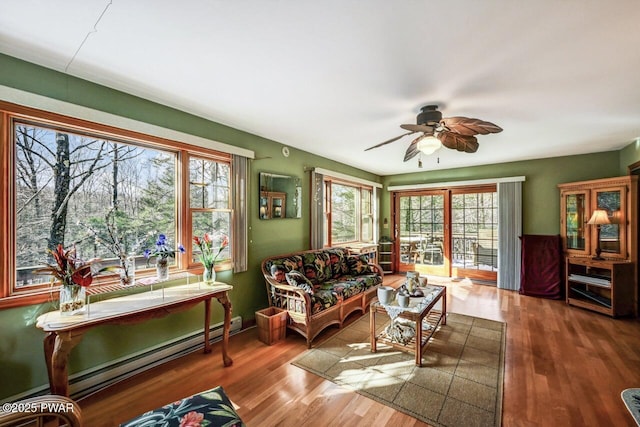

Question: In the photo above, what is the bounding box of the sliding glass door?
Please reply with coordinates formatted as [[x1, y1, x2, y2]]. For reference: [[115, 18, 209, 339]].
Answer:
[[394, 186, 498, 281], [396, 191, 449, 276]]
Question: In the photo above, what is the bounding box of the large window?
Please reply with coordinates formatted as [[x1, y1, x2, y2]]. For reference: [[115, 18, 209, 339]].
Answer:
[[325, 179, 373, 245], [1, 104, 233, 307]]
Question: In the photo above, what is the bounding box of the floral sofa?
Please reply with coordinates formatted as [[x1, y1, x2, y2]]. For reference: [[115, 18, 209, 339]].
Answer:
[[261, 247, 383, 348]]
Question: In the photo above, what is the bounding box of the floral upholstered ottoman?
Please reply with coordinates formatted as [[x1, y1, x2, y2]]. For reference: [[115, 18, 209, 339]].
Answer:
[[120, 385, 244, 427]]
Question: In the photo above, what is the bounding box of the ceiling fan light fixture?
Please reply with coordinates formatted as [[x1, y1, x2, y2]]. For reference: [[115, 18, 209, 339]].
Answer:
[[417, 135, 442, 155]]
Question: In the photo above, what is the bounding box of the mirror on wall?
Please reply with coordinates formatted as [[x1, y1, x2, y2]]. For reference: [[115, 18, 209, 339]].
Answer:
[[259, 172, 302, 219]]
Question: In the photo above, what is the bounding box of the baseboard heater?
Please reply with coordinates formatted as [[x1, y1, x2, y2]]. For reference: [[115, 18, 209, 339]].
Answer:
[[9, 316, 242, 402]]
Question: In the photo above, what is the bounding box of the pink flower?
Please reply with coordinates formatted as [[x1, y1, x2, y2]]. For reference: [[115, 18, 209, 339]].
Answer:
[[179, 411, 204, 427]]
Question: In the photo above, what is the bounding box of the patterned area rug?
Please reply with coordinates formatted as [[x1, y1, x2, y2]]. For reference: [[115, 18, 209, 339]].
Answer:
[[622, 388, 640, 426], [291, 312, 505, 427]]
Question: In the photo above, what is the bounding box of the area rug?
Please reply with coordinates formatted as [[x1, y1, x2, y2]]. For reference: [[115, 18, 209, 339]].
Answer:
[[291, 312, 505, 427], [622, 388, 640, 426]]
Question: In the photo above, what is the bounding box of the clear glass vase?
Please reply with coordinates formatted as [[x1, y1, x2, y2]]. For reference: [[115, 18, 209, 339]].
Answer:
[[203, 265, 216, 284], [156, 258, 169, 281], [120, 254, 136, 287], [59, 284, 86, 316]]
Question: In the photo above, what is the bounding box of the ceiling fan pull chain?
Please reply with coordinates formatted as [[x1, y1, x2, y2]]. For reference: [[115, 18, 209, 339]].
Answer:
[[418, 153, 423, 168]]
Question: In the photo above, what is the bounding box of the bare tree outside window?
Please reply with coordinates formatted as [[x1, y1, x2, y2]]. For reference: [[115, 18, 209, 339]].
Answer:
[[15, 123, 176, 287]]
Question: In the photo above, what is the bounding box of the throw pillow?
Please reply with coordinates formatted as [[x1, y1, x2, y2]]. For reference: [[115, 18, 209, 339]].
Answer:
[[285, 270, 315, 294], [270, 264, 287, 283], [347, 254, 373, 275]]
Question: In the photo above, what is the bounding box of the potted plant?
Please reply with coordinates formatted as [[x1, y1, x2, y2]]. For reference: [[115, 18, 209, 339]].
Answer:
[[36, 244, 98, 315], [144, 234, 185, 281]]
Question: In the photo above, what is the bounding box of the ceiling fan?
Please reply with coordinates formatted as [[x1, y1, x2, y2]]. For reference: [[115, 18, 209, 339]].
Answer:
[[365, 105, 503, 163]]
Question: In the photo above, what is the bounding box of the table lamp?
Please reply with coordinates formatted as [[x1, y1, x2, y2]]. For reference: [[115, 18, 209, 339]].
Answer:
[[587, 209, 610, 260]]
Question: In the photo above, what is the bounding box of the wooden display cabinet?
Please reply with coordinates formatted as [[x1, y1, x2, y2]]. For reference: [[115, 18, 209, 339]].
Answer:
[[558, 176, 636, 260], [259, 191, 286, 219], [559, 175, 638, 316], [566, 257, 634, 317]]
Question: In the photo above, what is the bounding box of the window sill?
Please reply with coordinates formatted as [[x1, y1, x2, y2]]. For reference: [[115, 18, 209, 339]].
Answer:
[[0, 264, 233, 310]]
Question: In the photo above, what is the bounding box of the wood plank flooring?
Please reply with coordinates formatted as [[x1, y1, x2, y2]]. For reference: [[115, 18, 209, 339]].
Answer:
[[78, 275, 640, 426]]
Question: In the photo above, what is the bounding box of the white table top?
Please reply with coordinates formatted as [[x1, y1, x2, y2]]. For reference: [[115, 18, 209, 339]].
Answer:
[[36, 282, 232, 331]]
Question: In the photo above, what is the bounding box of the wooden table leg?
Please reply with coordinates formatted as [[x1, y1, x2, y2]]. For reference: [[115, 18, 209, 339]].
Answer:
[[442, 287, 447, 325], [416, 315, 423, 367], [43, 332, 56, 393], [47, 331, 84, 396], [370, 306, 377, 353], [203, 299, 212, 354], [216, 293, 233, 367]]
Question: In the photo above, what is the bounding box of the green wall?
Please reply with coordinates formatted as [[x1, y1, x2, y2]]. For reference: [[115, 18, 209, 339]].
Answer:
[[620, 139, 640, 174], [380, 151, 622, 238], [0, 53, 632, 400], [0, 54, 379, 399]]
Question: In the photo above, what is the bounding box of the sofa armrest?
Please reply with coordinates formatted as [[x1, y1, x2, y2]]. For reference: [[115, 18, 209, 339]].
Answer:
[[368, 262, 384, 278], [264, 275, 312, 319]]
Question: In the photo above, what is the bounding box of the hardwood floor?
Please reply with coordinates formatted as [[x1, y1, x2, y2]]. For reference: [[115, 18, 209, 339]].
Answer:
[[78, 275, 640, 426]]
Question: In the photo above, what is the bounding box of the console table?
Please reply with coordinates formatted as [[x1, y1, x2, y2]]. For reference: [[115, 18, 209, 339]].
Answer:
[[36, 282, 233, 397]]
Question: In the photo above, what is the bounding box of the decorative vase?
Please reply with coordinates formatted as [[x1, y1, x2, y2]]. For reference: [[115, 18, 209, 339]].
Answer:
[[203, 265, 216, 284], [156, 258, 169, 281], [120, 254, 136, 287], [406, 270, 420, 294], [59, 284, 86, 316]]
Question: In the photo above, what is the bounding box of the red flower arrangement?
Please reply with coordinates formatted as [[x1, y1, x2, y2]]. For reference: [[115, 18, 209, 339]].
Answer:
[[36, 244, 97, 288]]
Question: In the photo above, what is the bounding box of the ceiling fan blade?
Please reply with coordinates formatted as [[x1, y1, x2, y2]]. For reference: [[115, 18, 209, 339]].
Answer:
[[364, 131, 415, 151], [441, 117, 503, 136], [403, 137, 422, 161], [437, 131, 479, 153], [400, 124, 434, 133]]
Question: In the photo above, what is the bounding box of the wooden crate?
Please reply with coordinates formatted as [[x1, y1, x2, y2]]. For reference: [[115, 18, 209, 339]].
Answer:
[[255, 307, 288, 345]]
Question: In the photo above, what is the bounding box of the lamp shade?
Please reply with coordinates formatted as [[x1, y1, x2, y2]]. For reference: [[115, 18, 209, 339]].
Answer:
[[417, 135, 442, 155], [587, 209, 610, 225]]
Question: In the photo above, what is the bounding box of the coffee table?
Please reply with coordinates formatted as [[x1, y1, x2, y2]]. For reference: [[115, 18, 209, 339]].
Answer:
[[370, 284, 446, 366]]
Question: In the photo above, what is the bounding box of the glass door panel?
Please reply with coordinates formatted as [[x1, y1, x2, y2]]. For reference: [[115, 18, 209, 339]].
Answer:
[[560, 190, 590, 256], [565, 193, 587, 251], [451, 192, 498, 281], [397, 192, 448, 276], [594, 187, 626, 258]]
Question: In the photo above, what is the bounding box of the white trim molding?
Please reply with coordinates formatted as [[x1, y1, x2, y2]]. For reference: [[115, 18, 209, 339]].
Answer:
[[311, 167, 383, 188], [0, 84, 255, 159], [387, 176, 526, 191]]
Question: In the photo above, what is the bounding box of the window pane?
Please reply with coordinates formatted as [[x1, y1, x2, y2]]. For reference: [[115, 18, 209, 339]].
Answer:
[[15, 123, 177, 288], [451, 191, 498, 271], [192, 211, 231, 263], [189, 158, 230, 209], [331, 183, 357, 243], [361, 188, 373, 242]]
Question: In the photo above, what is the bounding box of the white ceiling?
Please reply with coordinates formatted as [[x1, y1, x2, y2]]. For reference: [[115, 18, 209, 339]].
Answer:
[[2, 1, 640, 175]]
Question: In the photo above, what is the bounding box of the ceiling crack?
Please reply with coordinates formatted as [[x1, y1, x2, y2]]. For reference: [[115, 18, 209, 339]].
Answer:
[[64, 0, 113, 73]]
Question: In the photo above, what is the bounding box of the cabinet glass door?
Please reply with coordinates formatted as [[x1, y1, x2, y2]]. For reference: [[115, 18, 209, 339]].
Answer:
[[595, 188, 626, 258], [565, 192, 588, 251]]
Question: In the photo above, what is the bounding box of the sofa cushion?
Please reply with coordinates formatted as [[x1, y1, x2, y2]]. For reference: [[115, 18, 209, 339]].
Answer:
[[310, 289, 338, 315], [325, 248, 350, 278], [285, 270, 315, 294], [327, 274, 383, 299], [300, 251, 332, 284], [120, 385, 244, 427], [346, 254, 373, 275], [266, 255, 304, 277]]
